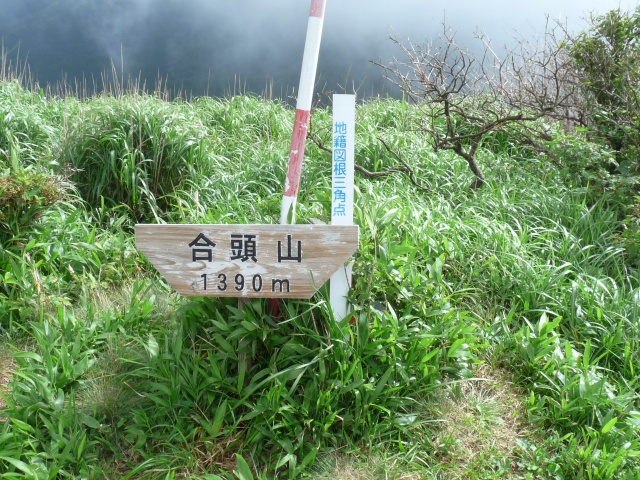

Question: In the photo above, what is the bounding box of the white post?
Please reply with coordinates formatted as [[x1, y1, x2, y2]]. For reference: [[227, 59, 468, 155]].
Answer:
[[330, 94, 356, 320]]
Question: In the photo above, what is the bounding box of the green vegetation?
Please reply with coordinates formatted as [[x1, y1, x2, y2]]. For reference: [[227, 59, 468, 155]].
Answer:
[[569, 6, 640, 168], [1, 11, 640, 477]]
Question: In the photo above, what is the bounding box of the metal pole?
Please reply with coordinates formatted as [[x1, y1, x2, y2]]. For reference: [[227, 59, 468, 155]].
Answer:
[[279, 0, 327, 225]]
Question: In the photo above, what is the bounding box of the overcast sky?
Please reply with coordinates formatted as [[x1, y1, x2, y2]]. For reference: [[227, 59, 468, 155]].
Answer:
[[1, 0, 638, 98]]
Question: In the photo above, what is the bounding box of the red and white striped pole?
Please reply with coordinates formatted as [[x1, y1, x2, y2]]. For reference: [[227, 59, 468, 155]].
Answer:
[[279, 0, 327, 225]]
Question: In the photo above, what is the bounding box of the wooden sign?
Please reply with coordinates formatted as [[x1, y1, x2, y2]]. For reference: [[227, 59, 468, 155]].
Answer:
[[135, 224, 359, 299]]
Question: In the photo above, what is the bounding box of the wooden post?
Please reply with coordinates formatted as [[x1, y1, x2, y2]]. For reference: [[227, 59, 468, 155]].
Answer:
[[330, 94, 356, 320]]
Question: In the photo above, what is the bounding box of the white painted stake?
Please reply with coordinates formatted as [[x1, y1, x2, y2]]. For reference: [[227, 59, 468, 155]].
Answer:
[[330, 94, 356, 320], [279, 0, 327, 225]]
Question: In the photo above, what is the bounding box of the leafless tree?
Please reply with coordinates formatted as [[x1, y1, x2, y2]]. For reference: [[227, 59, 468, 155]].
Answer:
[[373, 22, 583, 187]]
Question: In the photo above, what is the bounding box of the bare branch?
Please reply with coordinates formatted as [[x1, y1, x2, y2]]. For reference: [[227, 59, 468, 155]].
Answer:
[[306, 124, 430, 192], [372, 19, 586, 186]]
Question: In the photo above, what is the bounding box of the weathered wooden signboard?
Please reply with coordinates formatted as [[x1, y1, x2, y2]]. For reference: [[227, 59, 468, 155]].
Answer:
[[135, 224, 358, 299]]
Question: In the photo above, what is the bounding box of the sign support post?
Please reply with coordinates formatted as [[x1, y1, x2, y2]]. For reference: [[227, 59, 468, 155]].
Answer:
[[330, 94, 356, 320]]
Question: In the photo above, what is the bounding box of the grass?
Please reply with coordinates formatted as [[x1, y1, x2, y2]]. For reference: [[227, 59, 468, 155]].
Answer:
[[309, 453, 425, 479], [426, 364, 531, 479], [0, 345, 15, 411], [1, 75, 640, 479]]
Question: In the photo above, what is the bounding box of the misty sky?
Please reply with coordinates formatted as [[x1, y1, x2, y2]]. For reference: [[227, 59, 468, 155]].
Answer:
[[1, 0, 638, 99]]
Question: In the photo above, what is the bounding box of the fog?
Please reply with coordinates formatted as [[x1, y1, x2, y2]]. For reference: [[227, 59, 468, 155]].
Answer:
[[1, 0, 637, 99]]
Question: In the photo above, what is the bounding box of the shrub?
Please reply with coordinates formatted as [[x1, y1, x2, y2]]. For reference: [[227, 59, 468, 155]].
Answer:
[[0, 167, 67, 242], [568, 6, 640, 175]]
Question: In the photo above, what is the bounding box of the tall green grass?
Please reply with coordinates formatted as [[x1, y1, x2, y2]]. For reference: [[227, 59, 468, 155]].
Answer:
[[1, 80, 639, 478]]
